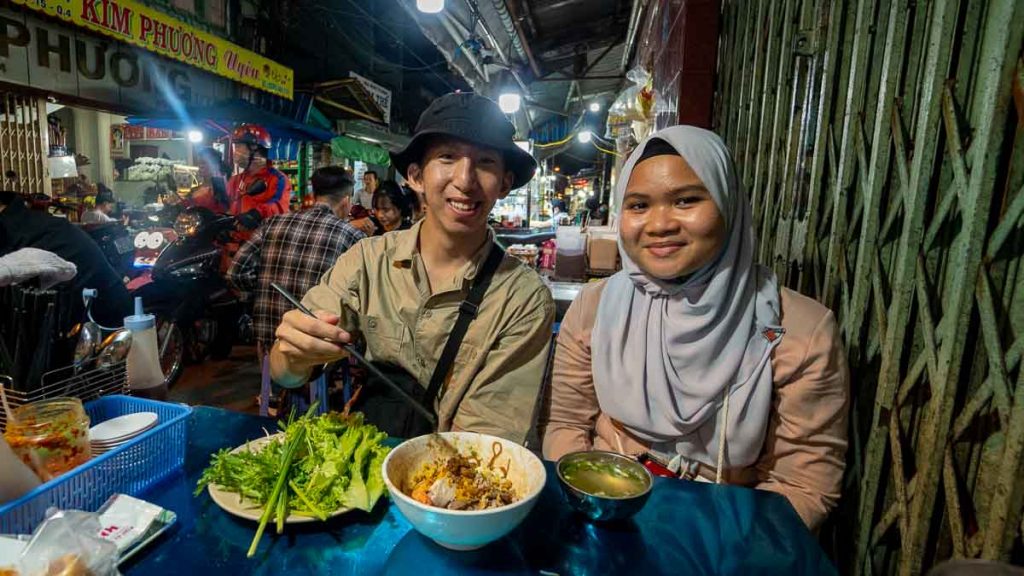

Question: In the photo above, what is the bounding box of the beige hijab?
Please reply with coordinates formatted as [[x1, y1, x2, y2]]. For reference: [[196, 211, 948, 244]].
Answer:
[[591, 126, 782, 470]]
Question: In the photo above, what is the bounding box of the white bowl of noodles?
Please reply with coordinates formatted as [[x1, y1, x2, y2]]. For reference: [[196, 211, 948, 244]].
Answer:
[[382, 431, 547, 550]]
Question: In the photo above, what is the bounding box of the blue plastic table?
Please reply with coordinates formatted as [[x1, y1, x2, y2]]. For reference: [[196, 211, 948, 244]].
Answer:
[[124, 407, 837, 575]]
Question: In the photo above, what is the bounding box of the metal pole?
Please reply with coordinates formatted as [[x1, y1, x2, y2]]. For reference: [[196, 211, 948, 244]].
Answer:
[[748, 0, 783, 219], [800, 0, 845, 297], [845, 0, 912, 369], [821, 0, 878, 315], [913, 0, 1024, 567], [854, 0, 961, 570]]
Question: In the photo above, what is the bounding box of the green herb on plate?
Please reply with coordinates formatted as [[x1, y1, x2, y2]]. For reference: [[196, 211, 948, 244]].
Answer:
[[194, 407, 391, 557]]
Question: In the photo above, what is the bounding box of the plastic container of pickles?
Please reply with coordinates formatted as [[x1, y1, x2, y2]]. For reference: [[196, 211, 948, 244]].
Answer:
[[3, 397, 91, 481]]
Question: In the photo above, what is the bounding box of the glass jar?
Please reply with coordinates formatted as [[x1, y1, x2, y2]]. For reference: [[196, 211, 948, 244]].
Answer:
[[3, 397, 91, 481]]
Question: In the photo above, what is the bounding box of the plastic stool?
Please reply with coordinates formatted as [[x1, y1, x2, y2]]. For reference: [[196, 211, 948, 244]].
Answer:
[[309, 372, 328, 415], [260, 353, 272, 417], [260, 353, 329, 416]]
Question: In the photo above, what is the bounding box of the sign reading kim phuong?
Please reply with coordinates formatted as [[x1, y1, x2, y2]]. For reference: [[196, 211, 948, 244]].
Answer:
[[10, 0, 293, 99], [0, 7, 233, 110]]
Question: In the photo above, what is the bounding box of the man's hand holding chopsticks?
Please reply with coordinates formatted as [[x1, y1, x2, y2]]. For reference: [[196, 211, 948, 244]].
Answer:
[[270, 309, 351, 388]]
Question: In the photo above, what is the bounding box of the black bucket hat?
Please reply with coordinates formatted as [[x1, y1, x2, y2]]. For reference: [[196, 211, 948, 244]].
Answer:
[[390, 92, 537, 189]]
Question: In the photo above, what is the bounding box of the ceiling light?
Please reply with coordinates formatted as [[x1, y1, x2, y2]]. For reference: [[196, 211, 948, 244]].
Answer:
[[589, 102, 600, 112], [187, 130, 203, 143], [416, 0, 444, 13], [577, 130, 593, 143], [498, 92, 521, 114]]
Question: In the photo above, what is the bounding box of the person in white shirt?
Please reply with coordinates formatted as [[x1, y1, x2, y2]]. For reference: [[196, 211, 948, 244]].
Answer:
[[357, 170, 378, 207], [81, 186, 116, 224]]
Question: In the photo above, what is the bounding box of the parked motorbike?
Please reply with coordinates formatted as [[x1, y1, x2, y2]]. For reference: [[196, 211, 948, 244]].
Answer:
[[124, 202, 184, 230], [127, 206, 252, 387], [82, 221, 138, 280], [85, 201, 183, 280]]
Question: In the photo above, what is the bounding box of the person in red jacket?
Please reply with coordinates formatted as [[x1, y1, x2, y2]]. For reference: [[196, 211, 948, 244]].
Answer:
[[228, 124, 291, 236]]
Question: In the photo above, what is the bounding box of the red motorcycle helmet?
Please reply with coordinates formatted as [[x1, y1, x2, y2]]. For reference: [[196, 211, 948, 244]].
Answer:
[[231, 123, 272, 150]]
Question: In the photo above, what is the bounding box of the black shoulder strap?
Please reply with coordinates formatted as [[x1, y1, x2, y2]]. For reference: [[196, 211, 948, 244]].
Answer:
[[424, 243, 505, 411]]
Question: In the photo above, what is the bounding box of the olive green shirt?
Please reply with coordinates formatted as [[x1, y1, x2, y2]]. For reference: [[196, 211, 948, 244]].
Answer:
[[301, 220, 555, 444]]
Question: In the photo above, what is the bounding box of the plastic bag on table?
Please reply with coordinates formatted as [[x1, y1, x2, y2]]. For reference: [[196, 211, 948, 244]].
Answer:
[[17, 508, 120, 576]]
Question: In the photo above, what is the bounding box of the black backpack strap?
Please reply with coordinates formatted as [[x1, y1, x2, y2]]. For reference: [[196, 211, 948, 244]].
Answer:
[[423, 243, 505, 411]]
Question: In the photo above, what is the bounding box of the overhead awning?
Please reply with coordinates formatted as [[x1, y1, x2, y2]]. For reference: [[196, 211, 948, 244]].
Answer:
[[305, 79, 387, 125], [336, 120, 410, 150], [126, 98, 335, 160], [331, 135, 390, 167]]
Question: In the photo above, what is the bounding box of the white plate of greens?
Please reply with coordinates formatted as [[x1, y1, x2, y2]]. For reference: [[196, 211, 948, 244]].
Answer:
[[198, 411, 392, 535], [206, 434, 353, 523]]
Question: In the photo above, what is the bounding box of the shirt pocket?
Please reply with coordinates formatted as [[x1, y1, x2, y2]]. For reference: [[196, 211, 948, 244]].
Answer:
[[363, 315, 405, 364], [439, 342, 482, 401]]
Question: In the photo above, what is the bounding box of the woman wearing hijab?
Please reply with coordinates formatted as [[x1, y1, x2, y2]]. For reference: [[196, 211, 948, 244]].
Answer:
[[539, 126, 848, 530]]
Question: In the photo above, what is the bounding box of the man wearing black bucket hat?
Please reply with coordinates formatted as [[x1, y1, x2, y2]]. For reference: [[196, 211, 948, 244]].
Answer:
[[270, 93, 554, 443]]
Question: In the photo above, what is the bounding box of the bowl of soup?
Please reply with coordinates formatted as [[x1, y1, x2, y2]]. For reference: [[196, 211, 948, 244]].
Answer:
[[556, 451, 653, 521]]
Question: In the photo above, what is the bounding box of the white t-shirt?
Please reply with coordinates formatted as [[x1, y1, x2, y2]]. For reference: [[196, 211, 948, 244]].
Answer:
[[356, 189, 374, 208]]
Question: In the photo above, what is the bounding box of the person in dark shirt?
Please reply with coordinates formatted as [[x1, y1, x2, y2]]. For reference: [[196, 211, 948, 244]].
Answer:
[[0, 192, 132, 327]]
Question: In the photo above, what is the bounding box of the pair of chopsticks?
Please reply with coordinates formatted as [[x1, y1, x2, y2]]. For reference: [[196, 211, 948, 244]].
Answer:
[[270, 283, 437, 429]]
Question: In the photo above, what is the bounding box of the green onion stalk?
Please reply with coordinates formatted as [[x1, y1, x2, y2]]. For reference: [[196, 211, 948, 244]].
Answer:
[[246, 403, 317, 558]]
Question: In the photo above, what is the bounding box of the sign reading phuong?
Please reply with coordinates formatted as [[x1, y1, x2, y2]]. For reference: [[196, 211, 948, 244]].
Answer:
[[11, 0, 293, 99], [0, 7, 233, 110]]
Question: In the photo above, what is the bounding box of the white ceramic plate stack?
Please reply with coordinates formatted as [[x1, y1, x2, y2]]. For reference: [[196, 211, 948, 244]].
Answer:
[[90, 412, 159, 456]]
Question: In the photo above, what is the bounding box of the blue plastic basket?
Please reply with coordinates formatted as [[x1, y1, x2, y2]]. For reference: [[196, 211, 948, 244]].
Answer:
[[0, 395, 192, 534]]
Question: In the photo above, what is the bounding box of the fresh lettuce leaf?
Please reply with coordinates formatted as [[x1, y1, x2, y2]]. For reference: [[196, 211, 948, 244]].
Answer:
[[366, 445, 389, 506]]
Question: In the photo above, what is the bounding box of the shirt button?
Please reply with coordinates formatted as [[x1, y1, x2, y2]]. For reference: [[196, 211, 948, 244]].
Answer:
[[422, 311, 431, 319], [417, 356, 426, 367], [368, 319, 377, 329]]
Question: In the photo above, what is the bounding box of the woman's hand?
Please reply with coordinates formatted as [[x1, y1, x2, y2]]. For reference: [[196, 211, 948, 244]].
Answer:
[[350, 217, 376, 236], [273, 309, 352, 372]]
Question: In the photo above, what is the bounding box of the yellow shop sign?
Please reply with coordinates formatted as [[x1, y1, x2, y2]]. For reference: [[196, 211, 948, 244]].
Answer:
[[11, 0, 293, 99]]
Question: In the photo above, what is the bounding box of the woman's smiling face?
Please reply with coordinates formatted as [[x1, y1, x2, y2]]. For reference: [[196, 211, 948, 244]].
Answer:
[[619, 154, 728, 280]]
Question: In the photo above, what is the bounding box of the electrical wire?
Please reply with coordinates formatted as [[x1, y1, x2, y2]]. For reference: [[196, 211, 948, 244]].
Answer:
[[561, 151, 597, 163], [340, 0, 457, 91], [591, 141, 621, 156], [533, 110, 590, 148], [330, 21, 450, 73], [534, 133, 575, 148]]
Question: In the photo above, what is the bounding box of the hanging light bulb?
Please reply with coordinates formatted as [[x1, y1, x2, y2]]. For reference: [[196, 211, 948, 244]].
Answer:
[[577, 130, 593, 143], [589, 102, 601, 113], [187, 130, 204, 143], [498, 92, 521, 114], [416, 0, 444, 13]]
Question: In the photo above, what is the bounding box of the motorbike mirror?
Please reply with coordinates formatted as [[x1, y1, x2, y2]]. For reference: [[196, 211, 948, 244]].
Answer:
[[246, 181, 268, 196]]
